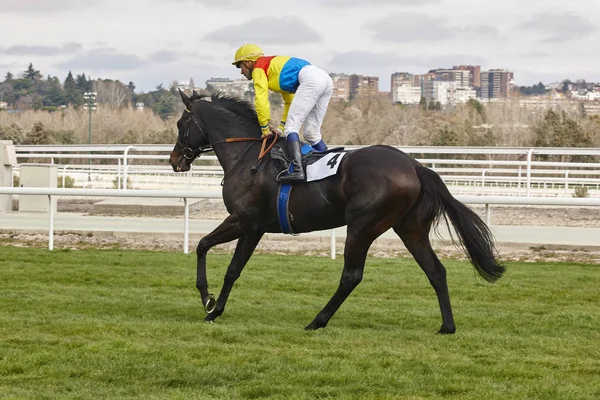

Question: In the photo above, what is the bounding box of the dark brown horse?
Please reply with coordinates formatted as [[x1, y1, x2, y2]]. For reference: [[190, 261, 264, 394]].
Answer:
[[169, 90, 505, 333]]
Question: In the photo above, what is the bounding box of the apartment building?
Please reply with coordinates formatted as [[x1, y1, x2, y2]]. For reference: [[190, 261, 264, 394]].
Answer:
[[391, 72, 422, 104], [453, 65, 481, 89], [349, 74, 379, 100], [430, 69, 471, 88], [330, 73, 351, 101], [423, 80, 476, 105], [205, 78, 253, 99], [480, 69, 514, 101]]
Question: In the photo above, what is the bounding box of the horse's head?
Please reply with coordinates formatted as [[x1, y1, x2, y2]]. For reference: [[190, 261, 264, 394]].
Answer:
[[169, 89, 209, 172]]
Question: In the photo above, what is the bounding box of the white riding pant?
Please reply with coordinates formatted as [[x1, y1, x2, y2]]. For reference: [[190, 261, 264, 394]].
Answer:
[[284, 65, 333, 145]]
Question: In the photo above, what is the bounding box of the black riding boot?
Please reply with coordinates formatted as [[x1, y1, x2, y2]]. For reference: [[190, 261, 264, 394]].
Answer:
[[278, 134, 305, 183]]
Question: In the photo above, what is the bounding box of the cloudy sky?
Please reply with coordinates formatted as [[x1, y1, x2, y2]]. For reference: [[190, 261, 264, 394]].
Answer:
[[1, 0, 599, 92]]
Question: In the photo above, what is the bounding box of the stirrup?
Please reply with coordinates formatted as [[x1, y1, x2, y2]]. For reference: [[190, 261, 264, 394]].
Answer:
[[277, 170, 305, 182]]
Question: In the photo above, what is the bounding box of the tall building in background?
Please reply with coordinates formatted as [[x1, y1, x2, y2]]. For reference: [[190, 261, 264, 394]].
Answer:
[[205, 78, 252, 100], [453, 65, 481, 89], [423, 79, 477, 105], [391, 72, 422, 104], [480, 69, 514, 101], [430, 69, 471, 87], [330, 73, 350, 101], [349, 74, 379, 99]]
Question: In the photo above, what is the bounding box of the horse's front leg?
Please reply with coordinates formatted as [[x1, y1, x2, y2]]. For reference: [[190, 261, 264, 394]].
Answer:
[[196, 214, 250, 315], [205, 231, 264, 322]]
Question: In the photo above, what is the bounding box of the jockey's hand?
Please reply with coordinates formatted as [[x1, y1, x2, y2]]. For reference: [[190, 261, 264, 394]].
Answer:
[[270, 127, 282, 137], [261, 131, 274, 140]]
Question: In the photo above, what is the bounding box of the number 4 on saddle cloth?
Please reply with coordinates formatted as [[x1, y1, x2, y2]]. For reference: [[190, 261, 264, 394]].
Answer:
[[270, 141, 347, 234]]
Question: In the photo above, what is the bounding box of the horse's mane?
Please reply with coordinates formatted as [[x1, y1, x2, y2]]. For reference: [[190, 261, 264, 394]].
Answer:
[[191, 91, 258, 127]]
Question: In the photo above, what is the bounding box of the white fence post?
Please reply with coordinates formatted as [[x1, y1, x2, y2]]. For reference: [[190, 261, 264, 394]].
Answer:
[[526, 148, 534, 197], [48, 194, 54, 251], [330, 229, 336, 260], [123, 145, 133, 190], [184, 197, 190, 254]]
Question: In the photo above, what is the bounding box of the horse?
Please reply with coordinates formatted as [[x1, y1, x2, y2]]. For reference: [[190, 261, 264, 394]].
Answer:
[[169, 90, 505, 333]]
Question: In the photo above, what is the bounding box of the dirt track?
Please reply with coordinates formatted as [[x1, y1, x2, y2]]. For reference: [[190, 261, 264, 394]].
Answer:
[[3, 199, 600, 263]]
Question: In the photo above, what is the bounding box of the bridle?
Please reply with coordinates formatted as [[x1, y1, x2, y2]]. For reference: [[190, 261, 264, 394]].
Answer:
[[176, 101, 279, 182], [177, 105, 218, 161]]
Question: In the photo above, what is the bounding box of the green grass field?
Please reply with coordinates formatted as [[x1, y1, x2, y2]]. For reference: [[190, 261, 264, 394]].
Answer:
[[1, 245, 599, 399]]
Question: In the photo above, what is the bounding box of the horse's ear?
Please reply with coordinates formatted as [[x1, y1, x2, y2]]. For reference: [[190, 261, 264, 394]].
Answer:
[[179, 88, 192, 107], [192, 90, 199, 98]]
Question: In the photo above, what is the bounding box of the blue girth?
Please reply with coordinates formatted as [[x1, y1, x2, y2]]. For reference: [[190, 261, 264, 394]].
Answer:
[[277, 143, 313, 234]]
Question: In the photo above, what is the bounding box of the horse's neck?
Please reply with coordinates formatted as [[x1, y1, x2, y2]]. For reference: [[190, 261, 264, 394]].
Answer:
[[201, 112, 261, 174], [212, 139, 260, 174]]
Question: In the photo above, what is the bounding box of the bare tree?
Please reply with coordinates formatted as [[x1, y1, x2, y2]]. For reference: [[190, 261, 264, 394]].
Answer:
[[93, 79, 132, 108]]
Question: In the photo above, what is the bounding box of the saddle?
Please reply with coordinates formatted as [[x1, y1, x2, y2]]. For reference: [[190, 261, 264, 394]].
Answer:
[[270, 141, 345, 182]]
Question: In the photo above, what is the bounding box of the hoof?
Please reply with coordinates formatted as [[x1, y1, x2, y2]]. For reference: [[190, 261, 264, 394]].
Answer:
[[204, 294, 216, 314], [205, 313, 218, 323], [438, 326, 456, 335], [304, 322, 324, 331]]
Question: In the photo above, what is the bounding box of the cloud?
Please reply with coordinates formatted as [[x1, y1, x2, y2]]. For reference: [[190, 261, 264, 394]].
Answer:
[[518, 12, 597, 42], [456, 25, 500, 38], [328, 51, 486, 69], [0, 0, 96, 13], [56, 50, 147, 71], [365, 14, 456, 42], [365, 13, 501, 42], [204, 16, 322, 45], [321, 0, 439, 6], [166, 0, 247, 7], [148, 50, 184, 63], [522, 51, 552, 59], [0, 43, 82, 56]]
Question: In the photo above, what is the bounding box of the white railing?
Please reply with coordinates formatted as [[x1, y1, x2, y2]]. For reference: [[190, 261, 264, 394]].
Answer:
[[14, 145, 600, 196], [2, 187, 600, 258]]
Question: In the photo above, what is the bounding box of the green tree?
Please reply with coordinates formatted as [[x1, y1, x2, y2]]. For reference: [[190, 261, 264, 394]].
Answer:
[[63, 71, 83, 106], [433, 125, 459, 146], [0, 123, 24, 144], [533, 109, 593, 161], [533, 109, 561, 148], [4, 72, 14, 82], [24, 122, 52, 144], [518, 82, 548, 96], [39, 76, 65, 107], [22, 63, 42, 81], [76, 73, 92, 92], [467, 98, 486, 123], [134, 85, 180, 119]]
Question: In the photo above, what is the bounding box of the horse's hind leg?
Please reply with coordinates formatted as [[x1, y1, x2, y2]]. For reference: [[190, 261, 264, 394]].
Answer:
[[205, 231, 264, 322], [305, 228, 373, 330], [394, 219, 456, 334]]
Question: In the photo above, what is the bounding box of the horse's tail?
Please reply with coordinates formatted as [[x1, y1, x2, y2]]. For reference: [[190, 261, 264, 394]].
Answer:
[[413, 165, 505, 283]]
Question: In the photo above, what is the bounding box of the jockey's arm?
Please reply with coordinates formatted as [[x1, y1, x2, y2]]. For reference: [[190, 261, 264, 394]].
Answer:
[[279, 92, 294, 132], [251, 68, 271, 135]]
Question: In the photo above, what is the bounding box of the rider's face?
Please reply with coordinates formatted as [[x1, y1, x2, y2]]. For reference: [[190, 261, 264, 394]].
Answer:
[[238, 61, 253, 80]]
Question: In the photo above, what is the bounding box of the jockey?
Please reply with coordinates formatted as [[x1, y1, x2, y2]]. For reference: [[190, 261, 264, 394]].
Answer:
[[233, 43, 333, 182]]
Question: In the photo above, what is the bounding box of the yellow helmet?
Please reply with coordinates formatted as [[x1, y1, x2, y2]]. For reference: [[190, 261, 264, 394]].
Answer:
[[232, 43, 264, 65]]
